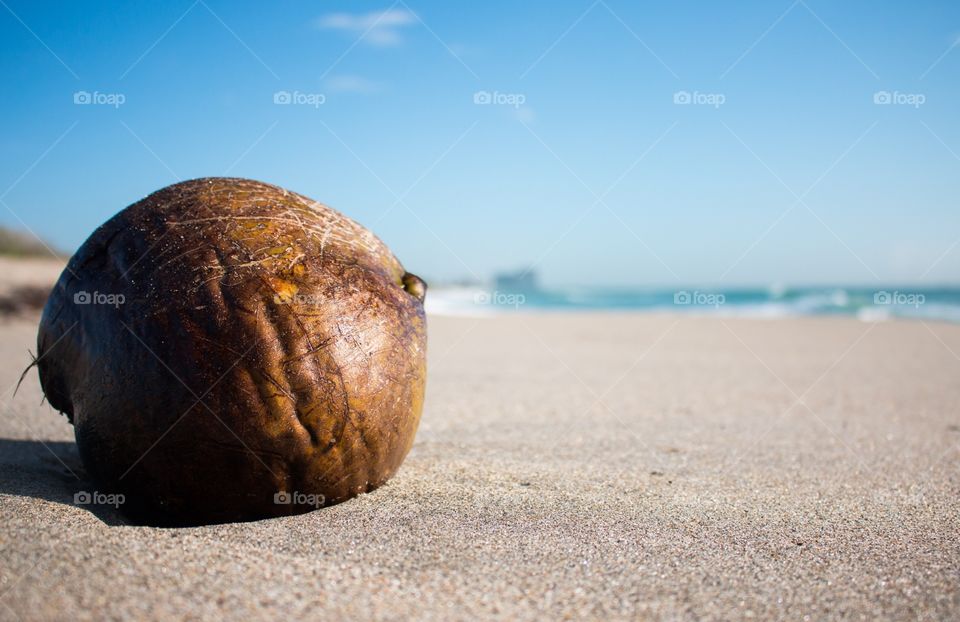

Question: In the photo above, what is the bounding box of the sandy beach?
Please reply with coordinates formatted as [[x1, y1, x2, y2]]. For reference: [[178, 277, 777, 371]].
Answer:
[[1, 307, 958, 620]]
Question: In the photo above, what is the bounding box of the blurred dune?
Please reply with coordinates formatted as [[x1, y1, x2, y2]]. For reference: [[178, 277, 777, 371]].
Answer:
[[0, 226, 65, 258], [0, 228, 66, 317]]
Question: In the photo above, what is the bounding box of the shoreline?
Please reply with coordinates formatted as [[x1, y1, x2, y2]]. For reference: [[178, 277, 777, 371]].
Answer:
[[425, 307, 960, 326]]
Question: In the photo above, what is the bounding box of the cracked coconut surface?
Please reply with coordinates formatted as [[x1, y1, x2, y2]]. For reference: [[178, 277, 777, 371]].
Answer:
[[1, 310, 959, 620]]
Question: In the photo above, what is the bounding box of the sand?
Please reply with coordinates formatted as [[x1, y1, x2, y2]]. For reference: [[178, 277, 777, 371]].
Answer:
[[1, 307, 958, 620], [0, 258, 65, 296]]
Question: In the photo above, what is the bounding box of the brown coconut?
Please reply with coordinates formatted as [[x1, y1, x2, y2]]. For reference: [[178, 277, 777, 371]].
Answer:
[[36, 177, 427, 525]]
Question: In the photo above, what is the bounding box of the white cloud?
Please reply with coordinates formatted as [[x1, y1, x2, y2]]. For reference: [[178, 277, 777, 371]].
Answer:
[[315, 9, 416, 47], [325, 75, 382, 94], [514, 106, 536, 123]]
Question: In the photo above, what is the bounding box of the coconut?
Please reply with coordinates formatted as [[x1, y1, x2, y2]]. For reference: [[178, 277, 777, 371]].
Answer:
[[36, 178, 427, 525]]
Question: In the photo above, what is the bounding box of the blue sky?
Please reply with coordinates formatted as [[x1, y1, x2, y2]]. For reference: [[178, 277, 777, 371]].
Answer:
[[1, 0, 958, 287]]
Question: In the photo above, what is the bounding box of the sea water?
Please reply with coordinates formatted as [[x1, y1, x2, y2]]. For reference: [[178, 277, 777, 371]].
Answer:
[[425, 285, 960, 322]]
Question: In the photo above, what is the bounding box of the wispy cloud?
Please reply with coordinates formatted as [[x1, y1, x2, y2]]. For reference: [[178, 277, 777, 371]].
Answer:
[[514, 106, 536, 123], [315, 9, 416, 47], [325, 75, 383, 94]]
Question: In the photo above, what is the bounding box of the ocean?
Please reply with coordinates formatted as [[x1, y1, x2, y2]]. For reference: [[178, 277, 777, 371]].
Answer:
[[425, 285, 960, 322]]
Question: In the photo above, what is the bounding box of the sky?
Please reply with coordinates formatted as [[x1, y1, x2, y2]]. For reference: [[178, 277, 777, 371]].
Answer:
[[0, 0, 958, 288]]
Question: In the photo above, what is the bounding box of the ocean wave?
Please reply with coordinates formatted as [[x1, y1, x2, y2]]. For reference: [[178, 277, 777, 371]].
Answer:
[[424, 286, 960, 323]]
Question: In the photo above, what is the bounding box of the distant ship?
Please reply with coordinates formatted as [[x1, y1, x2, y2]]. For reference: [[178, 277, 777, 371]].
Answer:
[[494, 269, 539, 293]]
